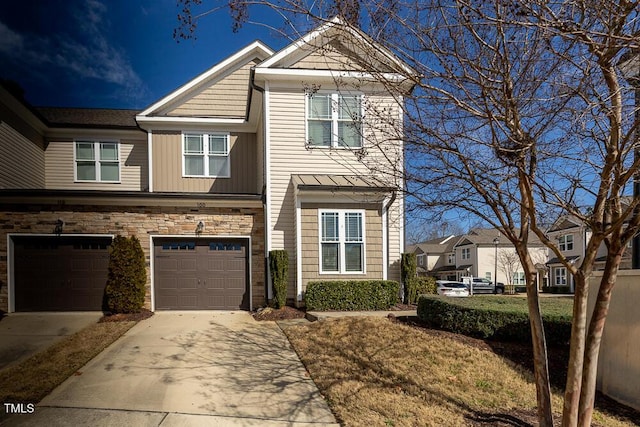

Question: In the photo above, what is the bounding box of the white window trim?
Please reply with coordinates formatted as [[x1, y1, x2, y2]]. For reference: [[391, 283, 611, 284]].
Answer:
[[559, 234, 574, 251], [305, 91, 364, 149], [555, 267, 567, 285], [181, 132, 231, 178], [318, 209, 366, 274], [461, 247, 470, 260], [74, 140, 121, 183]]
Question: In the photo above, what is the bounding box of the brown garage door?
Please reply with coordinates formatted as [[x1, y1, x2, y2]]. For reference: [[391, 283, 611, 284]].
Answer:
[[154, 238, 249, 310], [13, 236, 112, 311]]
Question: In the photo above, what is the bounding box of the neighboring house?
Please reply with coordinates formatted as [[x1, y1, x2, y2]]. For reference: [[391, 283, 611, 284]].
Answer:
[[0, 18, 411, 313], [545, 215, 627, 293], [406, 235, 457, 280], [410, 228, 548, 289]]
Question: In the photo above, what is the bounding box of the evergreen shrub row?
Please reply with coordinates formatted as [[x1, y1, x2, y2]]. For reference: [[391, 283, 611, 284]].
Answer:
[[417, 296, 571, 346], [305, 280, 400, 311]]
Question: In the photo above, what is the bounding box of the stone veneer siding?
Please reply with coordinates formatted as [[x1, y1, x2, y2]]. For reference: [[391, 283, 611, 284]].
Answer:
[[0, 204, 265, 312]]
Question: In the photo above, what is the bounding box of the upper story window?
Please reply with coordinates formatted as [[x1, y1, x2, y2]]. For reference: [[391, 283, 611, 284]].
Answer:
[[448, 253, 455, 264], [461, 248, 470, 260], [319, 210, 365, 274], [75, 141, 120, 182], [559, 234, 574, 251], [183, 133, 230, 178], [307, 93, 362, 148], [417, 254, 425, 266]]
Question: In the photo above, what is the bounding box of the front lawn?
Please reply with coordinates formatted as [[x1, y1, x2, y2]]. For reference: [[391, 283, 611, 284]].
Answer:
[[284, 316, 634, 427]]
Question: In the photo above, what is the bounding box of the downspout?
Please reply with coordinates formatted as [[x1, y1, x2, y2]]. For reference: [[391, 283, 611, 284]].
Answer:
[[384, 190, 397, 282]]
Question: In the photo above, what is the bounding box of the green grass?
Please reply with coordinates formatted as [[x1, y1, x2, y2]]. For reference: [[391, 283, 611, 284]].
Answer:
[[440, 295, 573, 317]]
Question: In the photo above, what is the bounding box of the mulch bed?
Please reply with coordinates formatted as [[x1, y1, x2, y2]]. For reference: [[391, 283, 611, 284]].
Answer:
[[99, 309, 154, 323]]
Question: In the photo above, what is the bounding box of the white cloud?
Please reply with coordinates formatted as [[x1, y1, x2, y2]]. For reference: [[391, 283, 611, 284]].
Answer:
[[0, 21, 24, 54]]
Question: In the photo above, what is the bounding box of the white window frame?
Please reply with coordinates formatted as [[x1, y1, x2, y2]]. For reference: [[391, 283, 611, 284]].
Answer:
[[555, 267, 567, 285], [514, 271, 525, 285], [559, 234, 574, 251], [461, 248, 470, 260], [448, 253, 455, 264], [318, 209, 366, 274], [417, 254, 425, 266], [74, 140, 121, 183], [306, 92, 363, 149], [182, 132, 231, 178]]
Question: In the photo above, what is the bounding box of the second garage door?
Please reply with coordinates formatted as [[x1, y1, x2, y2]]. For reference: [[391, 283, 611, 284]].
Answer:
[[154, 238, 249, 310]]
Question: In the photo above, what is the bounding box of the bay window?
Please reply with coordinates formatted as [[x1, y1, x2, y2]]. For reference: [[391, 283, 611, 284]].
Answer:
[[320, 210, 365, 273]]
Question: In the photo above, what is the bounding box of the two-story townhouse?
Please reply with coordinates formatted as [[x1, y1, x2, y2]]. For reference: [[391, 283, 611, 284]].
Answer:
[[454, 228, 548, 289], [406, 235, 457, 280], [0, 18, 411, 313]]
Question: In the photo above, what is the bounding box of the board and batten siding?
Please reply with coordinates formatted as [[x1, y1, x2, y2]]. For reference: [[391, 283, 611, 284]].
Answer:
[[300, 202, 383, 290], [151, 131, 258, 194], [0, 122, 45, 189], [45, 138, 147, 191], [166, 59, 259, 118]]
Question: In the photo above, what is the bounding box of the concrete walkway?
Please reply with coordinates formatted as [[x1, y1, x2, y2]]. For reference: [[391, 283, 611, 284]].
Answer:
[[2, 312, 337, 426]]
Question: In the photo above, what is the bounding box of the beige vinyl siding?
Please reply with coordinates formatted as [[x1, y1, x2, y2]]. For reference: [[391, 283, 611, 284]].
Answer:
[[152, 131, 258, 194], [166, 60, 258, 118], [45, 138, 147, 191], [287, 39, 395, 73], [300, 203, 383, 292], [0, 122, 45, 189], [267, 86, 404, 298]]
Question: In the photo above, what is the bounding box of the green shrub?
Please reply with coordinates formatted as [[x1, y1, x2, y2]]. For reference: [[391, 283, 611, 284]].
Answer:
[[401, 253, 417, 303], [405, 277, 437, 304], [417, 295, 571, 346], [305, 280, 400, 311], [105, 235, 146, 313], [269, 250, 289, 309]]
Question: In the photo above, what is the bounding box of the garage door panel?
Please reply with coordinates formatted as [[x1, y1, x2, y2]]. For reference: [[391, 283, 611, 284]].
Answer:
[[155, 238, 248, 310], [14, 237, 111, 312]]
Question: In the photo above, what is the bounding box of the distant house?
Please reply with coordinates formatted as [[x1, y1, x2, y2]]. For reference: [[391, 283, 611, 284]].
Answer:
[[545, 215, 629, 293], [408, 228, 548, 289]]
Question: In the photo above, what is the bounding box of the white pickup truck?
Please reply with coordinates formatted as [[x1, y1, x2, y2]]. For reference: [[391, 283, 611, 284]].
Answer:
[[461, 277, 505, 294]]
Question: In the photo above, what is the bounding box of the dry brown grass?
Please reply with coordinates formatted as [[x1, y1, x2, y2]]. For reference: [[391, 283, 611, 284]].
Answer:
[[0, 321, 135, 405], [284, 317, 632, 427]]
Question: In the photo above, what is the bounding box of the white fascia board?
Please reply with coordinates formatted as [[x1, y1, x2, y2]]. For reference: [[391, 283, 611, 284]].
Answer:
[[136, 117, 257, 133], [254, 67, 408, 82], [256, 17, 341, 69], [138, 41, 274, 117]]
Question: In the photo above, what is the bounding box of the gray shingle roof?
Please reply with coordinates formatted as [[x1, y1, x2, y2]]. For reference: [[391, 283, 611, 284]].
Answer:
[[36, 107, 140, 129]]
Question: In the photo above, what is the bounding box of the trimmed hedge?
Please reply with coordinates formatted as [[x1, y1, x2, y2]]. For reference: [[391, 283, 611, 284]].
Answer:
[[405, 277, 437, 304], [305, 280, 400, 311], [542, 285, 573, 294], [417, 295, 571, 346]]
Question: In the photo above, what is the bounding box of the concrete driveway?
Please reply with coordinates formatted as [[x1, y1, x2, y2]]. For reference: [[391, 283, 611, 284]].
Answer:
[[0, 312, 103, 371], [3, 312, 337, 426]]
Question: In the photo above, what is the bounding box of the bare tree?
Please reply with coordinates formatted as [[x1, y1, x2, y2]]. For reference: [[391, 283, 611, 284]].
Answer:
[[176, 1, 640, 425], [497, 249, 521, 288]]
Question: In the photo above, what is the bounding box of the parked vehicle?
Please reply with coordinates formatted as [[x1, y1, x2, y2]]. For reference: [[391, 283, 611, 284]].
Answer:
[[461, 277, 505, 294], [436, 281, 470, 297]]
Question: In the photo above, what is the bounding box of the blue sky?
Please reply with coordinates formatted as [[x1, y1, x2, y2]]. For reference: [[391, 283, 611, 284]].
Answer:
[[0, 0, 289, 109]]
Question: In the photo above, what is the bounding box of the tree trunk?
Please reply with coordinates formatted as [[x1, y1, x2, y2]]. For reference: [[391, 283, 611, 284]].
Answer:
[[577, 249, 621, 426], [562, 272, 589, 427], [522, 255, 554, 426]]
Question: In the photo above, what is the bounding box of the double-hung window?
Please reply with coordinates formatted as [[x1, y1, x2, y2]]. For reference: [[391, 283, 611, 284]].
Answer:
[[461, 248, 470, 260], [514, 272, 525, 285], [183, 133, 230, 177], [75, 141, 120, 182], [559, 234, 573, 251], [307, 93, 362, 148], [555, 267, 567, 285], [320, 210, 365, 273]]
